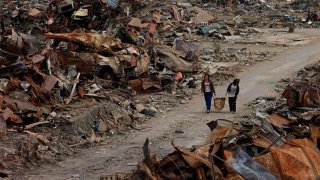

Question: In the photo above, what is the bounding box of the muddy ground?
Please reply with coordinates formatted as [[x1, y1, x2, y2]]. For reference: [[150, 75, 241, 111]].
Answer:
[[14, 28, 320, 180]]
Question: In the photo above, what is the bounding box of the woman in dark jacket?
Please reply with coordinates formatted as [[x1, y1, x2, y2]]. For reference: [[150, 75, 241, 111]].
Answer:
[[201, 73, 216, 113], [226, 79, 240, 113]]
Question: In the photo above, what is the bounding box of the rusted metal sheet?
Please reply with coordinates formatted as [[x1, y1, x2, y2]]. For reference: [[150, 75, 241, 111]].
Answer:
[[289, 139, 320, 176], [255, 139, 320, 180], [171, 139, 223, 177], [171, 140, 212, 167], [268, 113, 290, 128], [255, 151, 282, 179], [273, 144, 316, 179], [45, 32, 122, 51]]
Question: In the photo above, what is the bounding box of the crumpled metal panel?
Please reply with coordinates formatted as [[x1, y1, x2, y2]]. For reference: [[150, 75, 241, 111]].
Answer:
[[154, 45, 197, 73], [256, 139, 320, 180], [45, 32, 122, 51], [175, 39, 199, 61]]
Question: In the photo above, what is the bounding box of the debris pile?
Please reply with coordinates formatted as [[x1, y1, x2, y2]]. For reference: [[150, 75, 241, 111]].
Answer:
[[125, 61, 320, 179], [0, 0, 318, 178], [0, 0, 205, 176]]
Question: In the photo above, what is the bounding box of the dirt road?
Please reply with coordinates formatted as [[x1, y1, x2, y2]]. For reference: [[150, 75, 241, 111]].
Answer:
[[24, 38, 320, 180]]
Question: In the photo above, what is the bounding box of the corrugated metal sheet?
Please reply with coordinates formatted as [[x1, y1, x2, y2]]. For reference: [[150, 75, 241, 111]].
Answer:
[[255, 139, 320, 180]]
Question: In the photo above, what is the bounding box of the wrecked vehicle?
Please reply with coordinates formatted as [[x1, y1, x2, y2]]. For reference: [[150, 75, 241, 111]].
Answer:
[[45, 31, 199, 91], [46, 32, 150, 82]]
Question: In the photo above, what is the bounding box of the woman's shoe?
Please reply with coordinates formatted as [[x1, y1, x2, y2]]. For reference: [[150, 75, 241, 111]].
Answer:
[[207, 110, 210, 113]]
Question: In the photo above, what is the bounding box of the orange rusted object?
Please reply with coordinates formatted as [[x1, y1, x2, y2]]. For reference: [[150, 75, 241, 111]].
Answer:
[[255, 139, 320, 180], [282, 83, 320, 108], [268, 113, 290, 128]]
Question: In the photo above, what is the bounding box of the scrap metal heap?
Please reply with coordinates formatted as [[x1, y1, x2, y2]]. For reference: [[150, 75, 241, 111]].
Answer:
[[0, 0, 319, 178], [0, 2, 205, 129], [0, 0, 204, 177], [123, 61, 320, 180]]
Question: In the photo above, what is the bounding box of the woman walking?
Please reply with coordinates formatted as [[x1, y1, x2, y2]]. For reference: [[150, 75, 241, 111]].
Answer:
[[201, 73, 216, 113], [226, 79, 240, 113]]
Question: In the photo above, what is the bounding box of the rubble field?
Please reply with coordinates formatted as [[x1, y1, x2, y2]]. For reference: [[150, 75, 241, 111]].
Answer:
[[0, 0, 320, 179]]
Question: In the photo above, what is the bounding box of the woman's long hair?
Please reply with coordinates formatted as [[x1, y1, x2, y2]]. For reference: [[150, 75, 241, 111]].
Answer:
[[203, 73, 210, 82]]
